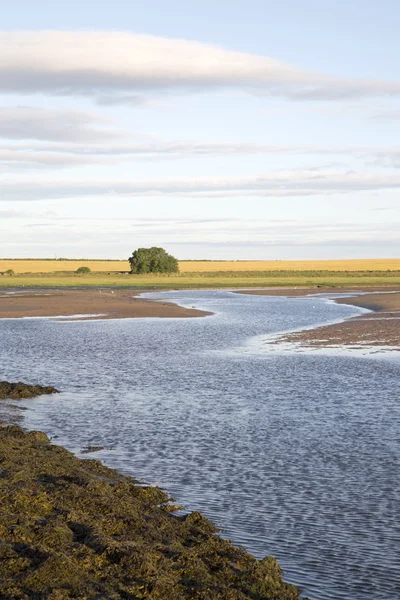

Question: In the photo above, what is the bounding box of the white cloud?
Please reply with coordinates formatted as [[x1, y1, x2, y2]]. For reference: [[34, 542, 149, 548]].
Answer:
[[369, 108, 400, 122], [0, 209, 24, 218], [2, 138, 400, 169], [0, 141, 335, 170], [2, 169, 400, 201], [0, 107, 124, 142], [0, 148, 116, 168], [1, 214, 398, 260], [1, 31, 400, 101]]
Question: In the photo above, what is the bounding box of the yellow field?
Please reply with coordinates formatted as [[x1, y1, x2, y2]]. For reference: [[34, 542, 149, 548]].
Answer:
[[1, 258, 399, 274], [0, 260, 128, 274], [179, 259, 400, 272]]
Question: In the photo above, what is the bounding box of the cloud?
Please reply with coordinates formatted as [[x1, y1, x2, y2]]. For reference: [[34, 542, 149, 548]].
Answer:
[[0, 141, 327, 170], [2, 169, 400, 201], [369, 109, 400, 122], [2, 138, 400, 170], [0, 107, 124, 142], [96, 94, 168, 108], [0, 209, 24, 218], [1, 216, 398, 261], [3, 211, 398, 239], [1, 31, 400, 101], [1, 207, 398, 259], [370, 206, 396, 211], [0, 148, 118, 169], [369, 149, 400, 169]]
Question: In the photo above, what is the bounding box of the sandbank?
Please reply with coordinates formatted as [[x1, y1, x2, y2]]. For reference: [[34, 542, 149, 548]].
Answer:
[[0, 288, 211, 320], [2, 285, 399, 347], [238, 287, 400, 348]]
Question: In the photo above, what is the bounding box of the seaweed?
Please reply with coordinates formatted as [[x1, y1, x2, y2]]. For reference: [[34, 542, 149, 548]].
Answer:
[[0, 382, 59, 400], [0, 424, 303, 599]]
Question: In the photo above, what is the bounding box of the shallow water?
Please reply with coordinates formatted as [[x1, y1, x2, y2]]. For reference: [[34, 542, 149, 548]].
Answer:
[[1, 290, 399, 600]]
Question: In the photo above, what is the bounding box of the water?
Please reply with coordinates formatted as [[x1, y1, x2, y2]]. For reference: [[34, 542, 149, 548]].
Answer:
[[1, 290, 399, 600]]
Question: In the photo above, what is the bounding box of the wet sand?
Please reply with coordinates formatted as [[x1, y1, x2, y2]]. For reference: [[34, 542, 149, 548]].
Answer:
[[238, 287, 400, 348], [237, 286, 400, 298], [2, 286, 399, 347], [0, 288, 211, 320]]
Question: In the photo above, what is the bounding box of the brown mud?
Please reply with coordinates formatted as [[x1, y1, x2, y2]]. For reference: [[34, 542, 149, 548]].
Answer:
[[236, 286, 400, 298], [0, 289, 211, 320], [0, 422, 302, 599], [238, 287, 400, 348]]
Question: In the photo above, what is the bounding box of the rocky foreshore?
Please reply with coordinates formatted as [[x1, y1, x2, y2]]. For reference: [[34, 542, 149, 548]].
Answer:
[[0, 381, 59, 400], [0, 387, 302, 599]]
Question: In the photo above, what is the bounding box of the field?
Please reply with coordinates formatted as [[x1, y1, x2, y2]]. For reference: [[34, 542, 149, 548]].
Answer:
[[0, 259, 128, 274], [1, 258, 400, 274], [0, 258, 399, 289], [180, 259, 400, 272]]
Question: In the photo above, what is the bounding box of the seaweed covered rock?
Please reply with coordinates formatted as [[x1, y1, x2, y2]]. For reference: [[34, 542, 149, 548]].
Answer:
[[0, 381, 59, 400], [0, 425, 303, 600]]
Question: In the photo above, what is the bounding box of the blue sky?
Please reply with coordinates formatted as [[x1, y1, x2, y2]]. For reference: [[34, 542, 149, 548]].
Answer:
[[1, 1, 399, 259]]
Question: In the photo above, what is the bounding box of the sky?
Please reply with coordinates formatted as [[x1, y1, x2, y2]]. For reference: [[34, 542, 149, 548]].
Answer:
[[1, 0, 399, 259]]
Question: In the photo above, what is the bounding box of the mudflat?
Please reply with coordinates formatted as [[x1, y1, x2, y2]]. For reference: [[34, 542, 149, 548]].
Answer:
[[238, 287, 400, 348], [2, 285, 399, 344], [237, 286, 400, 298], [0, 288, 211, 320]]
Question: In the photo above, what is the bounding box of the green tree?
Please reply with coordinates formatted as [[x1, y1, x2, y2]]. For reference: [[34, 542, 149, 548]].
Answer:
[[129, 247, 179, 274], [76, 266, 91, 274]]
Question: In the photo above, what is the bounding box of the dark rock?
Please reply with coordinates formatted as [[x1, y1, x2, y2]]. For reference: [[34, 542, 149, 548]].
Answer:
[[0, 381, 59, 400], [81, 446, 105, 454]]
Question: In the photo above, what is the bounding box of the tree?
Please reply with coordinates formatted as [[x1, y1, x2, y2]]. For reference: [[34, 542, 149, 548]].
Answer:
[[129, 247, 179, 274], [76, 266, 91, 274]]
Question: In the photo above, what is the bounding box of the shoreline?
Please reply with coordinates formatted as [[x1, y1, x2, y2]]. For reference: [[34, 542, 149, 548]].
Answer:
[[1, 288, 398, 596], [238, 287, 400, 348], [0, 419, 302, 599], [1, 284, 399, 347], [0, 288, 212, 320]]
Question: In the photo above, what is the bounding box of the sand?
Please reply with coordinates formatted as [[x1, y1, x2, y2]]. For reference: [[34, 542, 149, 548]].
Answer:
[[0, 288, 211, 320], [1, 285, 399, 347]]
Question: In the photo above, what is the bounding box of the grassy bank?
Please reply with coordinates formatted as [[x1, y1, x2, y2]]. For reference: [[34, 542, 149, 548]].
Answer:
[[1, 270, 400, 288], [0, 423, 302, 599]]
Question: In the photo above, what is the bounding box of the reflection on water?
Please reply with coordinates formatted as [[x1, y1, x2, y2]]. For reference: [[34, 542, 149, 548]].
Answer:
[[1, 291, 399, 600]]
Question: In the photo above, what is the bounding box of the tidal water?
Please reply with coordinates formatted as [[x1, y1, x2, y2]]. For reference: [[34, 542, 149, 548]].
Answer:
[[1, 290, 399, 600]]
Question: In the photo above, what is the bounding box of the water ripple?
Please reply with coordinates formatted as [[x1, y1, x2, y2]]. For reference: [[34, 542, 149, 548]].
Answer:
[[1, 290, 399, 600]]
